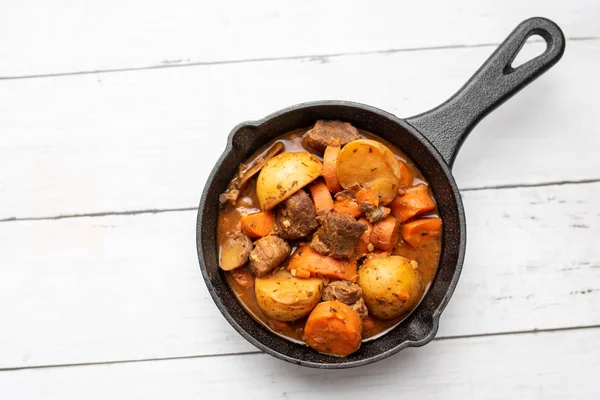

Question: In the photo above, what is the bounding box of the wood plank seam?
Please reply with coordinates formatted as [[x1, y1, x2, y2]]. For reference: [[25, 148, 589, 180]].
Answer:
[[1, 178, 598, 223], [0, 181, 597, 369], [0, 36, 597, 82], [2, 325, 598, 373], [460, 177, 600, 192], [0, 206, 198, 223], [1, 40, 597, 219]]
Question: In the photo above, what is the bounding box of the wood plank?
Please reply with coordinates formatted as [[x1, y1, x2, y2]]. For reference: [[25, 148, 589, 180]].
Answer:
[[1, 0, 599, 77], [1, 40, 599, 219], [0, 182, 598, 369], [1, 328, 598, 399]]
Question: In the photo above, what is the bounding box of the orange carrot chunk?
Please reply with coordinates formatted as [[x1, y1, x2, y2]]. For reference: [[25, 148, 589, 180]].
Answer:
[[333, 198, 363, 218], [389, 184, 436, 223], [240, 211, 275, 239], [294, 268, 312, 279], [356, 187, 379, 208], [304, 301, 363, 357], [355, 217, 374, 256], [309, 179, 334, 215], [398, 160, 414, 189], [402, 218, 442, 248], [371, 216, 401, 252], [287, 245, 358, 282], [322, 145, 343, 193]]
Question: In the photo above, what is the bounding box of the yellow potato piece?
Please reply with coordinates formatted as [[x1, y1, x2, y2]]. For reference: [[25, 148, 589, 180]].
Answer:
[[358, 255, 424, 320], [256, 152, 323, 211], [255, 269, 324, 321], [337, 139, 402, 205]]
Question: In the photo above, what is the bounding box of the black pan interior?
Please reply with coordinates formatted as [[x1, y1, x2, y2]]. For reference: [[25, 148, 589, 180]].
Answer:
[[197, 101, 466, 368]]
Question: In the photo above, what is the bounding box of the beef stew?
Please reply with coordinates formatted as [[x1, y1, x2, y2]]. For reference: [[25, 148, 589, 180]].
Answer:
[[218, 120, 442, 357]]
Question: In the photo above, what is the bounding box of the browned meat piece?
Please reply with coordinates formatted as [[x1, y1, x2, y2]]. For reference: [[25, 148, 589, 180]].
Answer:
[[322, 280, 363, 304], [335, 190, 353, 202], [309, 235, 329, 256], [309, 213, 367, 259], [275, 190, 318, 240], [322, 281, 368, 320], [315, 209, 329, 225], [361, 204, 388, 223], [334, 185, 361, 202], [248, 235, 291, 277], [306, 120, 361, 153], [350, 298, 369, 320], [219, 189, 239, 205]]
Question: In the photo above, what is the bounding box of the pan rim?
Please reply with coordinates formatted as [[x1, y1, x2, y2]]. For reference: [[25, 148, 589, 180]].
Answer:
[[197, 100, 466, 369]]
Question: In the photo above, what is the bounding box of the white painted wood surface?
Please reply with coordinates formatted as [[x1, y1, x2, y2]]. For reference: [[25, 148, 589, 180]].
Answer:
[[1, 329, 598, 399], [1, 0, 599, 78], [1, 40, 600, 220], [1, 1, 598, 398], [0, 182, 598, 369]]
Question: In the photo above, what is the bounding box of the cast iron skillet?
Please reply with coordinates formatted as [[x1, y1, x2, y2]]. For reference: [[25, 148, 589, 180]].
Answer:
[[197, 17, 565, 369]]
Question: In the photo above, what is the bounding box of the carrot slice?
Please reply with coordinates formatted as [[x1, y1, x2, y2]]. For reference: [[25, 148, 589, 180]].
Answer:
[[304, 301, 362, 357], [309, 179, 334, 215], [287, 245, 358, 282], [402, 218, 442, 248], [240, 211, 275, 239], [398, 160, 414, 189], [356, 187, 379, 208], [322, 145, 343, 193], [389, 184, 436, 223], [371, 215, 401, 252], [333, 198, 363, 218], [355, 217, 374, 256]]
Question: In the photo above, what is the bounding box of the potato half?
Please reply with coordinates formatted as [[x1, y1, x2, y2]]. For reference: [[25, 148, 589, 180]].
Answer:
[[256, 152, 322, 211], [255, 269, 324, 321], [337, 139, 402, 205], [358, 255, 423, 320]]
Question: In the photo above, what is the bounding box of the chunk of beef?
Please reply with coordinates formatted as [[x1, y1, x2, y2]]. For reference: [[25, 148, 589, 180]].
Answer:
[[322, 280, 363, 304], [219, 189, 240, 205], [310, 213, 367, 259], [306, 120, 361, 153], [360, 204, 389, 224], [322, 281, 368, 320], [248, 235, 291, 277], [335, 185, 362, 200], [350, 298, 369, 320], [276, 190, 318, 240], [315, 208, 330, 225]]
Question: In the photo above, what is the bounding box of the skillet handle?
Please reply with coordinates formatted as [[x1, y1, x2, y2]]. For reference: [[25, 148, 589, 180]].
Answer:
[[405, 17, 565, 167]]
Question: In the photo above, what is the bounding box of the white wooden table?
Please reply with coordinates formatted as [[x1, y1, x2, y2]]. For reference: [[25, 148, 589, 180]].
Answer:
[[1, 1, 599, 398]]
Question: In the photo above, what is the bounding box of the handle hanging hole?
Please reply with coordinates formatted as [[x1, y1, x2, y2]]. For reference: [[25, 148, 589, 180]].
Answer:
[[510, 34, 548, 70]]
